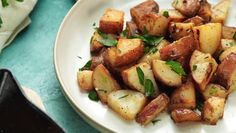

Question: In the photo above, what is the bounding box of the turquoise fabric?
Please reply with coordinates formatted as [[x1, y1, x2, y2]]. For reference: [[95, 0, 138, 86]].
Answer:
[[0, 0, 99, 133]]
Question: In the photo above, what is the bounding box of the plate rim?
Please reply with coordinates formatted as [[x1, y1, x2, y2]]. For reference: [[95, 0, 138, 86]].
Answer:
[[53, 0, 112, 132]]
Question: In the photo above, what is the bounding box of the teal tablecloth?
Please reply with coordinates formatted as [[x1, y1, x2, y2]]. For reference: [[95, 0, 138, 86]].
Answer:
[[0, 0, 99, 133]]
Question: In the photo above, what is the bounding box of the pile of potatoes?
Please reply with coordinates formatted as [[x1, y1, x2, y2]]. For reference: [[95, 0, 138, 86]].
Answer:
[[78, 0, 236, 125]]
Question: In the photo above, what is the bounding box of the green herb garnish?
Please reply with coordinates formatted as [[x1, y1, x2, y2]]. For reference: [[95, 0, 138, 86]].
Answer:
[[209, 86, 218, 95], [217, 50, 224, 57], [120, 29, 128, 38], [136, 67, 145, 85], [144, 79, 154, 97], [79, 60, 92, 71], [152, 119, 161, 125], [97, 89, 107, 93], [119, 94, 129, 99], [166, 60, 186, 76], [233, 32, 236, 40], [0, 16, 2, 28], [196, 100, 204, 111], [131, 34, 163, 46], [192, 64, 197, 71], [163, 11, 169, 18], [92, 22, 96, 26], [1, 0, 9, 7], [88, 90, 99, 101], [149, 47, 158, 54], [96, 28, 118, 46]]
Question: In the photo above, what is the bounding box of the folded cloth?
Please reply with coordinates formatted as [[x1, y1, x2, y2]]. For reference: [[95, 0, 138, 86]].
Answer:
[[0, 0, 37, 52]]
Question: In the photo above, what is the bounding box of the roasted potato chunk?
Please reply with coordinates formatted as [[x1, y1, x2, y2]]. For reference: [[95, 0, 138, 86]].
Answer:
[[139, 13, 170, 36], [211, 0, 230, 24], [184, 16, 204, 26], [93, 64, 121, 103], [219, 45, 236, 62], [169, 78, 196, 110], [172, 0, 200, 17], [77, 70, 94, 91], [202, 97, 225, 125], [126, 21, 139, 37], [122, 62, 159, 95], [215, 53, 236, 94], [169, 22, 194, 40], [139, 39, 170, 64], [107, 90, 147, 120], [222, 26, 236, 39], [171, 108, 201, 123], [99, 8, 124, 34], [105, 38, 144, 67], [220, 39, 236, 51], [197, 0, 212, 22], [193, 23, 222, 55], [203, 84, 227, 100], [136, 93, 169, 125], [190, 50, 218, 92], [160, 9, 186, 22], [130, 0, 159, 28], [90, 31, 104, 52], [152, 60, 182, 87]]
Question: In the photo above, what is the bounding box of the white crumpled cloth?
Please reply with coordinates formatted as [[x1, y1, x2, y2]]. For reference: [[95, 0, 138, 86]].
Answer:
[[0, 0, 37, 52]]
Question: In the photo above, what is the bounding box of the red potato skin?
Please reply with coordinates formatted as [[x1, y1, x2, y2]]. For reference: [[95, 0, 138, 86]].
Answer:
[[126, 21, 139, 37], [214, 53, 236, 88], [184, 16, 204, 26], [173, 0, 200, 17], [171, 108, 201, 123], [90, 48, 107, 70]]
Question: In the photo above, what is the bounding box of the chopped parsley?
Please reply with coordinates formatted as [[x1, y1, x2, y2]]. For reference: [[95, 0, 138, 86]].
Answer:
[[163, 11, 169, 18], [152, 119, 161, 125], [118, 94, 129, 99], [0, 16, 2, 28], [1, 0, 9, 7], [166, 60, 186, 76], [136, 67, 145, 85], [96, 28, 118, 47], [192, 64, 197, 71], [233, 32, 236, 40], [149, 47, 158, 54], [120, 29, 128, 38], [209, 86, 218, 95], [88, 90, 99, 101], [79, 60, 92, 71], [92, 22, 96, 26]]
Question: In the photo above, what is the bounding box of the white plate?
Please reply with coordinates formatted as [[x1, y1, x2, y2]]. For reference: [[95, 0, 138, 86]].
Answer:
[[54, 0, 236, 132]]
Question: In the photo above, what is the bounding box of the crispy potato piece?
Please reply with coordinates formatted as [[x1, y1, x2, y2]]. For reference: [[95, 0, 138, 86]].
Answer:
[[193, 23, 222, 55], [122, 62, 159, 95], [152, 60, 182, 87], [105, 39, 144, 67], [172, 0, 200, 17], [139, 13, 170, 36], [139, 39, 170, 64], [190, 50, 218, 92], [90, 31, 104, 53], [107, 90, 147, 120], [77, 70, 94, 91], [169, 78, 196, 110], [215, 53, 236, 94], [197, 0, 212, 22], [160, 9, 186, 22], [126, 21, 139, 37], [169, 22, 194, 40], [211, 0, 230, 24], [136, 93, 170, 125], [171, 108, 201, 123], [184, 16, 204, 26], [219, 45, 236, 62], [99, 8, 124, 34], [220, 39, 236, 50], [222, 26, 236, 39], [203, 84, 227, 100], [93, 64, 121, 103], [130, 0, 159, 28], [202, 97, 225, 125]]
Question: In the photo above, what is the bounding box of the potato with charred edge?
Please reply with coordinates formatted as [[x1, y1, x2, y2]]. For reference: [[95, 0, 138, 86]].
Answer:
[[77, 70, 94, 91], [197, 0, 212, 22], [211, 0, 230, 24], [152, 60, 182, 87], [105, 38, 144, 67], [107, 90, 147, 121], [130, 0, 159, 28], [122, 62, 159, 95], [172, 0, 200, 17], [203, 84, 227, 100], [171, 108, 201, 123], [160, 9, 186, 22], [126, 21, 139, 37], [222, 26, 236, 39], [93, 64, 121, 103], [202, 97, 225, 125], [99, 8, 124, 34], [219, 45, 236, 62], [184, 16, 204, 26], [90, 31, 104, 53], [214, 53, 236, 94], [169, 22, 194, 40], [193, 23, 222, 55], [139, 39, 170, 64], [139, 13, 170, 36], [169, 78, 196, 111], [136, 93, 169, 125], [190, 50, 218, 92]]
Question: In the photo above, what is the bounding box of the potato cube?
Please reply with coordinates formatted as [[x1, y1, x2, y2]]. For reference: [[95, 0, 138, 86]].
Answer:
[[172, 0, 200, 17], [171, 108, 201, 123], [222, 26, 236, 39], [90, 31, 104, 53], [77, 70, 94, 91], [211, 0, 230, 24], [203, 84, 227, 100], [169, 22, 194, 40], [197, 0, 212, 22], [220, 39, 236, 50], [160, 9, 186, 22], [99, 8, 124, 34], [219, 45, 236, 62]]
